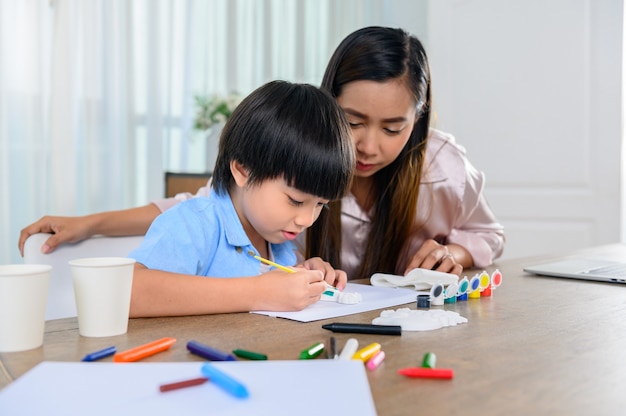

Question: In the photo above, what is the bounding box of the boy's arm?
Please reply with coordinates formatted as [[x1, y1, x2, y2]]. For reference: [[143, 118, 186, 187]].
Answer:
[[129, 263, 327, 317]]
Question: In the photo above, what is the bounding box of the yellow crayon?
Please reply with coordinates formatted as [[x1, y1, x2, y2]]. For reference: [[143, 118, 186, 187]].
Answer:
[[352, 342, 382, 362]]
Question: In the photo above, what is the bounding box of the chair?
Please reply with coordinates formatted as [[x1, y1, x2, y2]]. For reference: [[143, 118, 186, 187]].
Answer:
[[164, 171, 212, 197], [23, 233, 144, 320]]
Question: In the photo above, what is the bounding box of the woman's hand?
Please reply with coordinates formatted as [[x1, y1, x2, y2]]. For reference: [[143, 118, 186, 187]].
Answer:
[[18, 205, 160, 256], [404, 239, 471, 276], [18, 215, 95, 256]]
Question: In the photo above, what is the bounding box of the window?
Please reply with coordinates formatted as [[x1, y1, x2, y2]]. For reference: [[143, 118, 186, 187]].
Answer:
[[1, 0, 422, 265]]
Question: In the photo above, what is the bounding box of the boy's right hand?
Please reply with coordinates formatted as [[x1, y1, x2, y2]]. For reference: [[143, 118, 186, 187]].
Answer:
[[253, 269, 326, 311]]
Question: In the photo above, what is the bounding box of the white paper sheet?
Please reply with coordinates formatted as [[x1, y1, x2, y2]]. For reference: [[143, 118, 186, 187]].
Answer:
[[0, 360, 376, 416], [252, 282, 417, 322]]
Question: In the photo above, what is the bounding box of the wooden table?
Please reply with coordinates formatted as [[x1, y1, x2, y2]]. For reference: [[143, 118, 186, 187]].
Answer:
[[3, 244, 626, 415]]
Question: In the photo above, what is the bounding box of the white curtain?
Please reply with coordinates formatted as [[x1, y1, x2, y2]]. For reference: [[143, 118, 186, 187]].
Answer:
[[0, 0, 406, 264], [1, 0, 135, 264]]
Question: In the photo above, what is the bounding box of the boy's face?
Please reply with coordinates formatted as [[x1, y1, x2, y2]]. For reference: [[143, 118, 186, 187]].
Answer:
[[234, 177, 329, 246]]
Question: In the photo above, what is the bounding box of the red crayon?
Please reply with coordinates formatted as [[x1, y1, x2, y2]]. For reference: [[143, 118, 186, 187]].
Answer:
[[398, 367, 454, 379], [159, 377, 209, 393]]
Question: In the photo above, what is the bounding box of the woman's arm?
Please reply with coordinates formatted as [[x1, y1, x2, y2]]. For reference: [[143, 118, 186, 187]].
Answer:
[[18, 204, 161, 256], [18, 180, 213, 256], [444, 162, 505, 268], [405, 131, 505, 274]]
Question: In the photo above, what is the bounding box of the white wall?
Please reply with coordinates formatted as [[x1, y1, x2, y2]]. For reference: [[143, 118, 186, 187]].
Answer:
[[427, 0, 624, 259]]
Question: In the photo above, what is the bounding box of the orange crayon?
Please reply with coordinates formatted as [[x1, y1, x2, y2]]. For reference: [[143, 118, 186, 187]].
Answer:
[[114, 337, 176, 363]]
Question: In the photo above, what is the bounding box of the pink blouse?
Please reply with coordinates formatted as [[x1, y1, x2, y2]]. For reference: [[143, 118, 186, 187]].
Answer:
[[152, 129, 505, 279], [339, 129, 505, 278]]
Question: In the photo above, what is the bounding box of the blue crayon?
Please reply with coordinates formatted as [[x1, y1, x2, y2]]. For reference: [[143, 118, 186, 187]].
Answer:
[[187, 340, 237, 361], [201, 363, 250, 399], [81, 346, 116, 362]]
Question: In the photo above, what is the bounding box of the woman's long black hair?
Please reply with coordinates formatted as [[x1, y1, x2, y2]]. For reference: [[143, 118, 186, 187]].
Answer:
[[307, 27, 432, 278]]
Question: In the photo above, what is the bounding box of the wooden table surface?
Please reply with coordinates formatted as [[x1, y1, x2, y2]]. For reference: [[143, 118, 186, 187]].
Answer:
[[2, 244, 626, 415]]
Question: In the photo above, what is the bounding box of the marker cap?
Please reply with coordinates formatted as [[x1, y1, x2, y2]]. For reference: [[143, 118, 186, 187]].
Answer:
[[430, 284, 444, 306], [469, 274, 481, 292], [366, 350, 385, 371], [232, 349, 267, 360], [299, 342, 324, 360], [457, 277, 470, 295], [443, 282, 459, 300], [417, 294, 430, 308], [491, 269, 503, 288], [421, 352, 437, 369], [352, 342, 381, 362], [201, 363, 249, 399], [338, 338, 359, 360]]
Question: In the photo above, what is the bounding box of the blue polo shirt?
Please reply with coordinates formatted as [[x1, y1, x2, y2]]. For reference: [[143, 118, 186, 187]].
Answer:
[[129, 189, 297, 277]]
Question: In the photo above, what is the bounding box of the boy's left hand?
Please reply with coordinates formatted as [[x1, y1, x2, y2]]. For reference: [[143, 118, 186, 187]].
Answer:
[[297, 257, 347, 290]]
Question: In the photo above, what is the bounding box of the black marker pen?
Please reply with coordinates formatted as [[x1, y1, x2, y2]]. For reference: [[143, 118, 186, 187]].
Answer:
[[321, 323, 402, 336]]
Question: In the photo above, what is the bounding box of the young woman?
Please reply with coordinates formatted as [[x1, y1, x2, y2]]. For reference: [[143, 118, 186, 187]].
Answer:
[[127, 80, 354, 317], [18, 27, 504, 280], [305, 26, 504, 279]]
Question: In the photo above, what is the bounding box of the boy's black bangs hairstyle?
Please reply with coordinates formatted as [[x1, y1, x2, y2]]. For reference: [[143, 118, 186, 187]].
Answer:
[[213, 80, 354, 200]]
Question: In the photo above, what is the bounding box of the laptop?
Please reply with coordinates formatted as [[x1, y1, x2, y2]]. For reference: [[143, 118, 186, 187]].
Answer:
[[524, 257, 626, 284]]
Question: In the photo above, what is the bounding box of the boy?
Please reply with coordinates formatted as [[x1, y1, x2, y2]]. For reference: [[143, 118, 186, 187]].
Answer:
[[129, 81, 355, 317]]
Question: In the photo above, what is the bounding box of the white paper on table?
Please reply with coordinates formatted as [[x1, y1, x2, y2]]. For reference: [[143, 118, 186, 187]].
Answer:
[[0, 360, 376, 416], [252, 282, 417, 322]]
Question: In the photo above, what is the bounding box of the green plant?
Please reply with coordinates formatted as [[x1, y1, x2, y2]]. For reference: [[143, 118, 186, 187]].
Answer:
[[193, 93, 242, 130]]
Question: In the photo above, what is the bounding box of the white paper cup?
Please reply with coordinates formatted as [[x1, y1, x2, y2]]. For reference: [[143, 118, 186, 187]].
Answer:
[[0, 264, 51, 352], [69, 257, 136, 337]]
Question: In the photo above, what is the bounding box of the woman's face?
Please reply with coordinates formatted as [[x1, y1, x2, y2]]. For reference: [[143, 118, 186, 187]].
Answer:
[[337, 79, 417, 178]]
